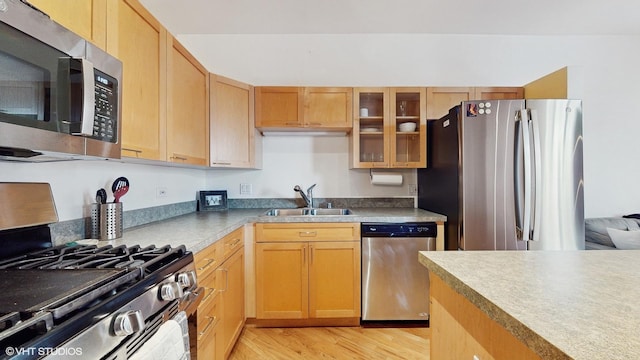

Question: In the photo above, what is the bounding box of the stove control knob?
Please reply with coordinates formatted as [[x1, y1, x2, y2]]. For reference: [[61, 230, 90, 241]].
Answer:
[[177, 271, 196, 288], [113, 310, 145, 336], [160, 282, 184, 301]]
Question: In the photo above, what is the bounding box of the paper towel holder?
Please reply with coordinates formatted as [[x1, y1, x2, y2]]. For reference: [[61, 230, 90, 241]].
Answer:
[[370, 169, 403, 186]]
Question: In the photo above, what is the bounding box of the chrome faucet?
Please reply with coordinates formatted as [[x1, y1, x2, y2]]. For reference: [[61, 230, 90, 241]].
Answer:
[[294, 184, 316, 208]]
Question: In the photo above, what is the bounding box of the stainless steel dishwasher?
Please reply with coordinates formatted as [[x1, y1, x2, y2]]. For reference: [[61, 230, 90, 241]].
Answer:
[[361, 222, 437, 322]]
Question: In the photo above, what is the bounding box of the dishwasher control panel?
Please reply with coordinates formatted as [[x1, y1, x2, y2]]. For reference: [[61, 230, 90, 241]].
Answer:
[[361, 222, 437, 238]]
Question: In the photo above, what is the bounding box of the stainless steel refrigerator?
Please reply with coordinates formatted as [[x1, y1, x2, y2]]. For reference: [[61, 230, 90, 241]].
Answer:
[[418, 99, 584, 250]]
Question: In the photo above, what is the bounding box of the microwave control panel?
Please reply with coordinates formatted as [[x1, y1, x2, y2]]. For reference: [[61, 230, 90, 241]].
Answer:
[[92, 70, 118, 143]]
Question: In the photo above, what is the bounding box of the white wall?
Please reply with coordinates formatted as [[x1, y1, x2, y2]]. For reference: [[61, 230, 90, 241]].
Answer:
[[0, 161, 206, 221], [206, 135, 416, 199], [180, 34, 640, 218]]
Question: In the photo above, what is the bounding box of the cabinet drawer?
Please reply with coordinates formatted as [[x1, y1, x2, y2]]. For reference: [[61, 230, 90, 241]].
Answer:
[[197, 291, 221, 342], [195, 240, 222, 279], [222, 227, 244, 261], [255, 223, 360, 242], [198, 270, 220, 311]]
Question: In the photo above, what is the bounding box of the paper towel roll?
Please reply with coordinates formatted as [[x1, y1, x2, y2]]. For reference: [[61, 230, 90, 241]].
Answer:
[[370, 172, 403, 186]]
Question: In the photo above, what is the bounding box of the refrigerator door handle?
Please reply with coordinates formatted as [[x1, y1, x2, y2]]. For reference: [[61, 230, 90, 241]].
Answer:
[[518, 109, 534, 241], [514, 112, 525, 240], [529, 108, 543, 241]]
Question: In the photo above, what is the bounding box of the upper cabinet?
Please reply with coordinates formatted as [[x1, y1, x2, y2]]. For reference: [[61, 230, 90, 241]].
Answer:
[[108, 0, 167, 161], [351, 87, 426, 169], [166, 36, 210, 166], [28, 0, 108, 50], [210, 75, 262, 168], [426, 87, 524, 120], [255, 87, 353, 131]]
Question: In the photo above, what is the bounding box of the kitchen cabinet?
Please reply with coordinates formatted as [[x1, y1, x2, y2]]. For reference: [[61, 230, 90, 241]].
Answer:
[[255, 87, 353, 131], [167, 35, 210, 166], [430, 273, 541, 360], [210, 75, 262, 168], [351, 87, 426, 168], [108, 0, 167, 161], [193, 227, 245, 360], [28, 0, 108, 50], [254, 223, 360, 325], [426, 86, 524, 119]]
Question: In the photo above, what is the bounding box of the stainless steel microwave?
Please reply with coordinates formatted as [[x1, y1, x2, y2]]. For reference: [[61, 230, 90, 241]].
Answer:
[[0, 0, 122, 161]]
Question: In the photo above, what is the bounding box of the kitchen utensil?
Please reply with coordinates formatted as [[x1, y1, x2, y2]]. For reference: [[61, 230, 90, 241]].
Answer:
[[111, 177, 130, 203], [96, 188, 107, 204]]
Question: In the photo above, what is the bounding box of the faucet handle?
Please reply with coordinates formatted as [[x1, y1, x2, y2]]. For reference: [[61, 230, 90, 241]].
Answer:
[[307, 183, 317, 192]]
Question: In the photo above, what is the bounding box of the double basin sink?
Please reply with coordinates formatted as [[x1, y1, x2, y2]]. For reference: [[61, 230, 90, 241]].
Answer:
[[263, 208, 352, 216]]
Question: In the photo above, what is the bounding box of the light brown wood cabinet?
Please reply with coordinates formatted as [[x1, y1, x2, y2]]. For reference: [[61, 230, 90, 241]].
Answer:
[[167, 36, 210, 166], [255, 87, 353, 131], [430, 273, 541, 360], [210, 75, 261, 168], [254, 223, 360, 325], [28, 0, 108, 50], [351, 87, 426, 168], [193, 227, 245, 360], [426, 87, 524, 119], [108, 0, 167, 161]]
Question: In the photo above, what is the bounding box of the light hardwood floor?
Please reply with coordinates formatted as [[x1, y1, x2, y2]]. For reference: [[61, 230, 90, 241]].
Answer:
[[228, 326, 430, 359]]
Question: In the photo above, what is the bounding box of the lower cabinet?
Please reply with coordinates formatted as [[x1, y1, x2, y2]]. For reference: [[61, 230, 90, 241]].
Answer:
[[254, 223, 361, 325], [430, 273, 541, 360], [193, 227, 245, 360]]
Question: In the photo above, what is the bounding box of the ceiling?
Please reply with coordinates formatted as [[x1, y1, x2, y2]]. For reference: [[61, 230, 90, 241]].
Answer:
[[140, 0, 640, 36]]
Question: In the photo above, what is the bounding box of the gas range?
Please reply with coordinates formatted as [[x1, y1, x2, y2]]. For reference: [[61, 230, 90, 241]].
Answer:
[[0, 183, 201, 360]]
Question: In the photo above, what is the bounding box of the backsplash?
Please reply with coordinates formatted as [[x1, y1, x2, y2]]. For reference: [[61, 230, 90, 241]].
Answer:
[[50, 197, 415, 245]]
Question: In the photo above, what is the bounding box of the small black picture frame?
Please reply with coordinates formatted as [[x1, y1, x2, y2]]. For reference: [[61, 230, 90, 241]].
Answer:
[[198, 190, 228, 211]]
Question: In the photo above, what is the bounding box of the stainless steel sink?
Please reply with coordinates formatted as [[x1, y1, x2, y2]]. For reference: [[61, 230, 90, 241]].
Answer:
[[263, 208, 352, 216]]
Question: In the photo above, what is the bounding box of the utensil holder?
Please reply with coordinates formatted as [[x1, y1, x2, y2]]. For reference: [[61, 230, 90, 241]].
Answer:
[[99, 203, 123, 240], [90, 203, 101, 239]]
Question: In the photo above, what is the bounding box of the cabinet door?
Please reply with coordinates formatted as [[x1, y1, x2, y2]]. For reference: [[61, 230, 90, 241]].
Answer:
[[220, 247, 245, 359], [255, 87, 303, 128], [210, 75, 258, 168], [255, 242, 308, 319], [351, 87, 390, 168], [109, 0, 167, 161], [390, 87, 426, 168], [167, 36, 209, 166], [473, 87, 524, 100], [308, 241, 361, 318], [426, 87, 474, 120], [196, 286, 221, 360], [303, 87, 353, 129], [29, 0, 107, 50]]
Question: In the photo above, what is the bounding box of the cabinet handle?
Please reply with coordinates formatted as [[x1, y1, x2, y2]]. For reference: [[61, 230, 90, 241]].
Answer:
[[310, 244, 313, 265], [198, 316, 218, 339], [299, 231, 317, 237], [212, 162, 232, 165], [218, 268, 229, 292], [303, 247, 306, 264], [285, 122, 298, 126], [198, 258, 217, 272], [171, 155, 188, 161], [227, 238, 242, 248], [308, 122, 322, 126], [201, 286, 217, 304]]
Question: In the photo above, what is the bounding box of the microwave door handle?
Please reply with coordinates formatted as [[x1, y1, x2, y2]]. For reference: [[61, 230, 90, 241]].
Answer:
[[77, 58, 95, 136]]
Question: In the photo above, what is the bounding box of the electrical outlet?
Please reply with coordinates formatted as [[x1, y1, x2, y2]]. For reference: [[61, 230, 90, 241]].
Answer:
[[240, 183, 252, 195], [408, 184, 417, 195], [156, 187, 168, 198]]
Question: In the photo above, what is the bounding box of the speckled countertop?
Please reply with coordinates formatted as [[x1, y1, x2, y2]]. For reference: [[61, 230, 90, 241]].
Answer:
[[419, 250, 640, 360], [89, 208, 446, 253]]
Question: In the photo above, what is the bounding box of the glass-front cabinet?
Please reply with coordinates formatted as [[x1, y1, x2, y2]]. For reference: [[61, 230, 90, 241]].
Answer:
[[351, 87, 426, 168]]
